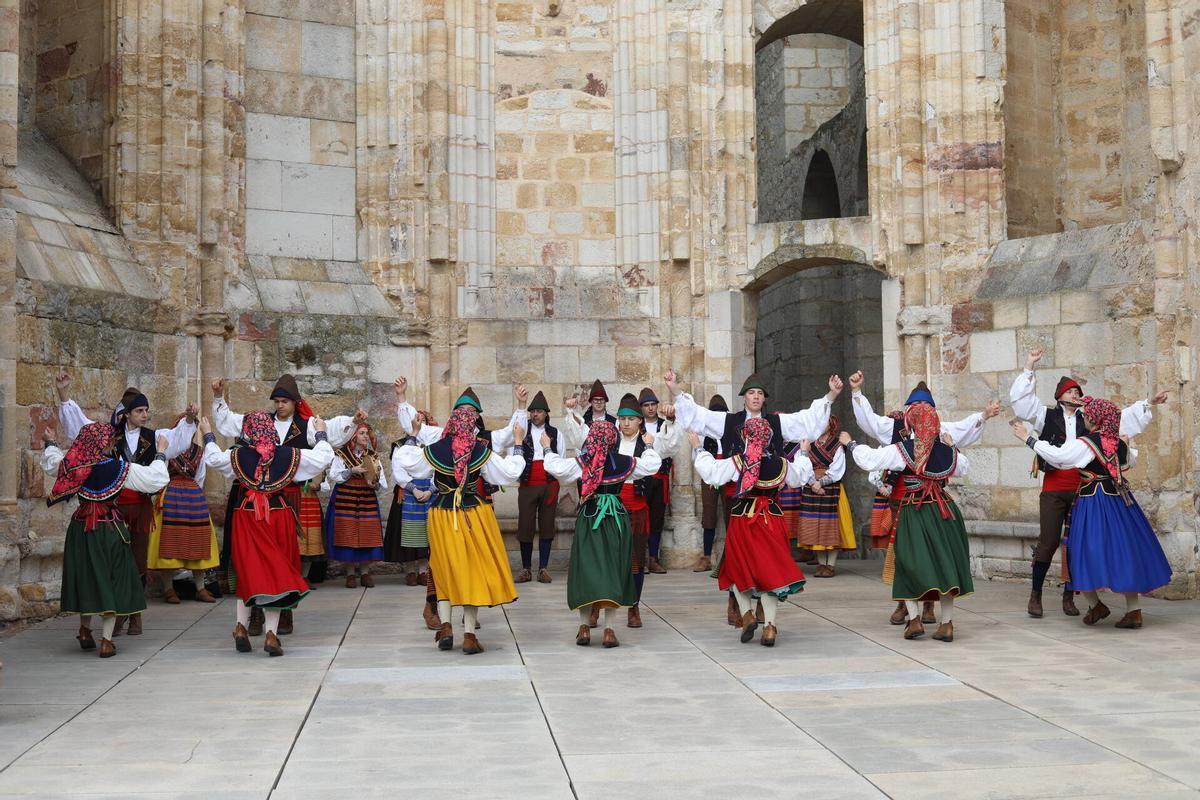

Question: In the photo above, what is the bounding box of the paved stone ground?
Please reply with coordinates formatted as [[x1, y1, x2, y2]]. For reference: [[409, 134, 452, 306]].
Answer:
[[3, 562, 1200, 799]]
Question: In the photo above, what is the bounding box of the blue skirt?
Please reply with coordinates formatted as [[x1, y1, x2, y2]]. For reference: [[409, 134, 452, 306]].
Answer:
[[1066, 489, 1172, 595]]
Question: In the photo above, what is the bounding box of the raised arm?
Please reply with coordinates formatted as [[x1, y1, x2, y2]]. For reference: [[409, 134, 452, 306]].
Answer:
[[630, 443, 663, 479], [1119, 391, 1167, 438], [691, 449, 739, 486], [393, 444, 434, 481], [671, 392, 726, 439], [125, 457, 170, 494], [482, 450, 526, 487], [211, 398, 245, 438], [560, 406, 587, 451], [490, 410, 530, 454], [156, 406, 199, 459], [777, 384, 837, 443], [845, 437, 906, 473], [56, 399, 95, 442], [848, 371, 898, 444], [942, 412, 985, 449], [542, 451, 583, 483], [1009, 351, 1049, 432], [295, 439, 335, 482], [651, 419, 680, 459], [318, 412, 363, 449]]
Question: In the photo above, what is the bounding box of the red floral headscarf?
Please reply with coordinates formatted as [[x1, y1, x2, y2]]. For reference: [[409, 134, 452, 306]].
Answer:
[[737, 417, 772, 497], [442, 406, 479, 487], [50, 422, 116, 501], [902, 402, 941, 475], [1082, 396, 1122, 479], [578, 420, 619, 501], [241, 411, 278, 483]]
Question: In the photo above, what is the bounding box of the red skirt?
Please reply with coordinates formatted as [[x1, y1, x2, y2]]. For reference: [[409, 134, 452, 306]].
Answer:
[[718, 498, 806, 598], [230, 506, 311, 609], [869, 492, 893, 550]]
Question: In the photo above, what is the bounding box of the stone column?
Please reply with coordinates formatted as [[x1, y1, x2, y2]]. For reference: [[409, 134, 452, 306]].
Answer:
[[0, 0, 18, 620]]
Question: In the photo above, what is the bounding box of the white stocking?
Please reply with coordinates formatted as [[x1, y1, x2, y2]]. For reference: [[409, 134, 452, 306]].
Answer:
[[1125, 594, 1140, 612], [760, 594, 780, 625], [579, 606, 592, 625], [437, 600, 451, 628], [904, 600, 920, 620], [940, 594, 954, 623], [264, 609, 281, 635], [236, 599, 251, 627], [100, 614, 116, 641], [826, 550, 839, 568], [732, 589, 753, 616], [1082, 590, 1101, 608], [462, 606, 479, 635], [603, 607, 617, 630]]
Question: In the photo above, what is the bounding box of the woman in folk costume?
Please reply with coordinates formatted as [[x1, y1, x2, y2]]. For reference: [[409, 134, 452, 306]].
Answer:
[[43, 423, 170, 657], [544, 420, 661, 648], [211, 375, 361, 636], [201, 411, 334, 657], [325, 423, 388, 588], [845, 402, 972, 643], [146, 418, 220, 602], [1013, 397, 1171, 629], [55, 372, 198, 633], [689, 418, 812, 646], [392, 406, 526, 655], [795, 415, 856, 578]]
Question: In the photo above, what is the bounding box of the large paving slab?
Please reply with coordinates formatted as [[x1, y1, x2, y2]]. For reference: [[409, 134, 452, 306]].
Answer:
[[1, 562, 1199, 799]]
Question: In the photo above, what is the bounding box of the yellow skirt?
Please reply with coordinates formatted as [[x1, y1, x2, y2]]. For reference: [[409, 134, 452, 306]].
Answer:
[[427, 505, 518, 608], [146, 505, 221, 571], [810, 490, 858, 552]]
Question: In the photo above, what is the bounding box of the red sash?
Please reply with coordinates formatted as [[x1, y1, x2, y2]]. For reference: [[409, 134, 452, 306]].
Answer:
[[1043, 468, 1081, 492], [619, 482, 647, 512]]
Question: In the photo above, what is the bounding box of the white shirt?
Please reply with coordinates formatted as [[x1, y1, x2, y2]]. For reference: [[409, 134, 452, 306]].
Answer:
[[541, 447, 663, 484], [642, 417, 680, 460], [691, 449, 813, 488], [672, 392, 834, 443], [41, 446, 170, 494], [1008, 369, 1153, 439], [850, 390, 986, 448], [202, 439, 335, 483]]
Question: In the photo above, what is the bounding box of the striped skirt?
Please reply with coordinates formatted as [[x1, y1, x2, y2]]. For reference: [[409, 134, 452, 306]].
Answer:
[[287, 484, 325, 559], [400, 478, 434, 549], [777, 484, 804, 543], [325, 477, 384, 563], [797, 484, 857, 551], [869, 491, 894, 550], [147, 476, 220, 570]]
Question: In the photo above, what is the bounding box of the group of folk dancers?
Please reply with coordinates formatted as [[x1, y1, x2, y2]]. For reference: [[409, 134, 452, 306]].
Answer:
[[40, 347, 1171, 658]]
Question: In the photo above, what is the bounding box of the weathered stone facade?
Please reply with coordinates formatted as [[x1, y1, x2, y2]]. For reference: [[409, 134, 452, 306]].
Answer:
[[2, 0, 1199, 623]]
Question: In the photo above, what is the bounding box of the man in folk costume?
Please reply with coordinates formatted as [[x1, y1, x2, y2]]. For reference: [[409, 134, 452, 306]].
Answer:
[[1013, 396, 1171, 629], [689, 419, 812, 646], [515, 391, 563, 584], [638, 386, 680, 574], [845, 403, 973, 642], [211, 375, 361, 635], [847, 370, 998, 625], [201, 412, 334, 656], [325, 423, 388, 588], [146, 419, 220, 602], [42, 422, 170, 658], [1009, 349, 1165, 618], [794, 415, 856, 578], [392, 407, 526, 654], [693, 394, 731, 576], [55, 372, 198, 635], [561, 379, 616, 451], [544, 420, 662, 647]]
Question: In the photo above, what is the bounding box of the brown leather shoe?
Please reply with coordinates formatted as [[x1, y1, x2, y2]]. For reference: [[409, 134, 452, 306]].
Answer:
[[264, 631, 284, 656], [728, 594, 742, 627], [576, 624, 591, 646], [195, 588, 216, 603], [462, 633, 484, 655], [249, 606, 264, 636], [740, 611, 759, 643], [903, 618, 925, 640], [647, 557, 667, 574], [1115, 610, 1143, 629], [77, 625, 96, 650], [1028, 590, 1044, 618], [423, 602, 442, 630], [515, 568, 532, 583], [814, 565, 833, 578], [932, 622, 954, 642], [233, 623, 252, 653], [278, 609, 293, 635], [1063, 590, 1080, 617], [921, 601, 936, 624], [627, 605, 643, 628], [755, 600, 765, 624], [602, 628, 620, 648], [693, 555, 712, 573], [126, 613, 143, 636], [98, 638, 116, 658], [537, 569, 552, 584], [360, 573, 375, 588], [405, 572, 418, 586], [436, 622, 453, 650], [163, 588, 181, 604], [1083, 601, 1111, 626], [345, 574, 359, 589], [112, 615, 126, 637], [760, 623, 777, 647], [889, 601, 908, 625], [588, 605, 600, 629]]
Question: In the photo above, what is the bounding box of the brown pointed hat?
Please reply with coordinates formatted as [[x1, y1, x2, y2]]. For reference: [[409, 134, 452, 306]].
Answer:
[[638, 387, 659, 405], [270, 374, 302, 403], [527, 390, 550, 413], [588, 379, 608, 401], [454, 387, 482, 412], [617, 392, 643, 418]]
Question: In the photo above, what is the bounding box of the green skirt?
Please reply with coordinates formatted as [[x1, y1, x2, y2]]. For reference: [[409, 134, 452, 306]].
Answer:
[[61, 518, 147, 616], [566, 495, 638, 610], [891, 499, 974, 602]]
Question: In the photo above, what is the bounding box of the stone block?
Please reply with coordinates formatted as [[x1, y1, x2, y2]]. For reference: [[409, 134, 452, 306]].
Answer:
[[999, 445, 1038, 487], [310, 120, 356, 167], [968, 329, 1016, 373], [298, 281, 358, 315], [963, 446, 999, 486], [246, 14, 303, 74], [332, 216, 357, 262], [578, 345, 616, 382], [895, 304, 951, 336], [350, 285, 395, 317], [991, 296, 1027, 329], [302, 22, 355, 80], [497, 346, 543, 383], [1027, 293, 1060, 325], [367, 345, 428, 385], [257, 278, 308, 312], [579, 239, 615, 266], [580, 182, 615, 207], [458, 346, 498, 384], [543, 347, 580, 383], [246, 113, 312, 162], [246, 209, 332, 259], [246, 159, 283, 210], [281, 164, 356, 216]]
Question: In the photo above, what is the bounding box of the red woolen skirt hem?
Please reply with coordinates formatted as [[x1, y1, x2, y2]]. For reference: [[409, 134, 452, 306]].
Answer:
[[717, 510, 806, 598], [231, 507, 310, 610]]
